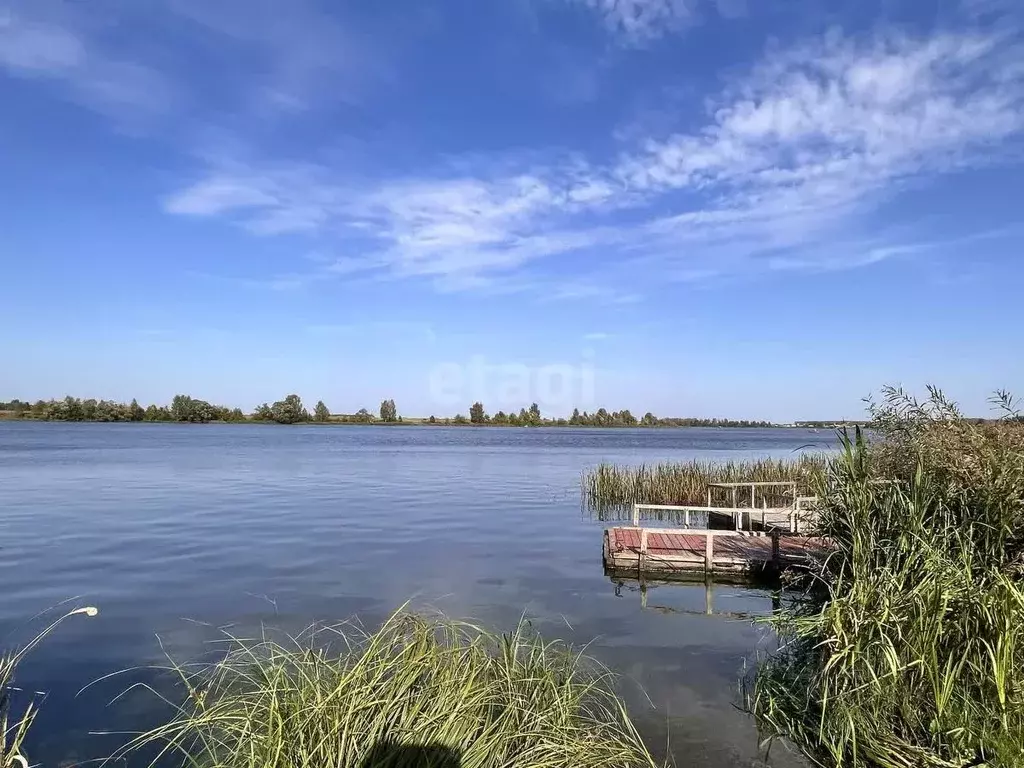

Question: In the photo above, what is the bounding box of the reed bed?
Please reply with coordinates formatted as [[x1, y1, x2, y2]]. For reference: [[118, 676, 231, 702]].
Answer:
[[114, 608, 659, 768], [750, 388, 1024, 767], [581, 455, 827, 513]]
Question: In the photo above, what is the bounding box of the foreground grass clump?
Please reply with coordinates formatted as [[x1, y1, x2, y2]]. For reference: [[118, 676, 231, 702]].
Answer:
[[582, 455, 827, 513], [117, 609, 658, 768], [751, 388, 1024, 767]]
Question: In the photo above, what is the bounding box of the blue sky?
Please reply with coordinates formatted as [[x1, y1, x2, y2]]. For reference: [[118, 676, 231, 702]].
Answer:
[[2, 0, 1023, 420]]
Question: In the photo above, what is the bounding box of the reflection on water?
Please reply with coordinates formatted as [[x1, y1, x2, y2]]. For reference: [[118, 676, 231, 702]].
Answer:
[[611, 577, 783, 619], [0, 423, 830, 767]]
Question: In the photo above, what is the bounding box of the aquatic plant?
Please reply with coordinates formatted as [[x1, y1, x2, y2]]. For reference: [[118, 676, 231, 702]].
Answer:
[[750, 388, 1024, 767], [581, 455, 827, 515], [114, 608, 659, 768], [1, 607, 99, 768]]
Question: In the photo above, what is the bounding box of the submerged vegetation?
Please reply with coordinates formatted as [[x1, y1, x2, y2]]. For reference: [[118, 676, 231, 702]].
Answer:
[[751, 388, 1024, 767], [115, 609, 658, 768], [581, 454, 828, 512]]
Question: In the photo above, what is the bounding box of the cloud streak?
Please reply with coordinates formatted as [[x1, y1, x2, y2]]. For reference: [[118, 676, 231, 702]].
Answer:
[[163, 22, 1024, 296]]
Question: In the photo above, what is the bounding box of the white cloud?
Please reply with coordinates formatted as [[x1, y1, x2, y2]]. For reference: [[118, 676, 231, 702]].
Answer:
[[162, 25, 1024, 299], [571, 0, 698, 44]]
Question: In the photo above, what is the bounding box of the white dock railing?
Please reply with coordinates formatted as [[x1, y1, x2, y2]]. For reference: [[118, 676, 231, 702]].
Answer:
[[631, 497, 820, 533]]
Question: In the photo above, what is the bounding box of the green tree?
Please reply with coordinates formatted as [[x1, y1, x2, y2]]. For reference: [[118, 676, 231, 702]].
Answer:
[[469, 402, 486, 424], [528, 403, 541, 425], [314, 400, 331, 423], [570, 407, 581, 425], [355, 408, 373, 424], [270, 394, 309, 424], [129, 398, 145, 422], [380, 399, 398, 423], [428, 415, 437, 424], [452, 413, 468, 425], [492, 410, 508, 425], [171, 394, 194, 422], [254, 403, 274, 421], [641, 411, 657, 427]]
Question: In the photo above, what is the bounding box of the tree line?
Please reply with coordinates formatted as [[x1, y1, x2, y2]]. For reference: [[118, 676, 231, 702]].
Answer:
[[458, 402, 773, 427], [0, 395, 321, 425], [1, 396, 775, 427]]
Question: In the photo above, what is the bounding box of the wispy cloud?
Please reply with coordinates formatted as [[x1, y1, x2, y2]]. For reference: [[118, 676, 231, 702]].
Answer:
[[568, 0, 699, 45], [0, 0, 390, 126], [0, 4, 177, 122], [163, 22, 1024, 298], [561, 0, 751, 45]]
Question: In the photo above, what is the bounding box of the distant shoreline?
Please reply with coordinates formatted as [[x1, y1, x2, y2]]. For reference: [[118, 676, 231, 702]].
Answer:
[[0, 414, 853, 429]]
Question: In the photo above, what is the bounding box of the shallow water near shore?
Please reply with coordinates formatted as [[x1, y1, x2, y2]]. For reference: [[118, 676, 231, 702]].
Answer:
[[0, 422, 834, 767]]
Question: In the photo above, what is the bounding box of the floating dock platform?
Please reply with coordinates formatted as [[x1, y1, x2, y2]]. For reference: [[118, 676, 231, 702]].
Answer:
[[603, 526, 827, 580]]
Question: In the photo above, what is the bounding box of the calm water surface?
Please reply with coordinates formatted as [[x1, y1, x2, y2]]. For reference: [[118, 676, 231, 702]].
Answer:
[[0, 423, 835, 767]]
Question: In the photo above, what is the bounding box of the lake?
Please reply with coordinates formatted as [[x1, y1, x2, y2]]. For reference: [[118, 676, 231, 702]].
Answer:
[[0, 422, 835, 767]]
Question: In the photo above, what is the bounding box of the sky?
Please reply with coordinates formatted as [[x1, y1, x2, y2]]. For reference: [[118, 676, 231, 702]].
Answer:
[[2, 0, 1023, 421]]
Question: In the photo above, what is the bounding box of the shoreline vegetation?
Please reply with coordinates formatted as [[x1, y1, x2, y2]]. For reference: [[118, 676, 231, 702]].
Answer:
[[582, 455, 828, 513], [0, 395, 858, 428], [749, 388, 1024, 767], [5, 608, 657, 768]]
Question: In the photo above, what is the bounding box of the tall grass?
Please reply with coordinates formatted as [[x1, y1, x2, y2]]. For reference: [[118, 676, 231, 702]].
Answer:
[[114, 608, 659, 768], [582, 455, 827, 514], [1, 607, 99, 768], [750, 388, 1024, 767]]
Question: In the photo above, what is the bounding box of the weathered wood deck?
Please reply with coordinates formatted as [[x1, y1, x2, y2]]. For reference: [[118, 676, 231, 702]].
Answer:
[[603, 526, 827, 580]]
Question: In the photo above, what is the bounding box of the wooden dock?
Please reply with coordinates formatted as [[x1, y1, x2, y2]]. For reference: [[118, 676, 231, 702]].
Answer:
[[603, 484, 827, 581], [603, 526, 827, 580]]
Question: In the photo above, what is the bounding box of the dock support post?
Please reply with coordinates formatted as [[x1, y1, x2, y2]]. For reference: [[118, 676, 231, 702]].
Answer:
[[707, 488, 712, 508], [632, 503, 639, 527], [750, 484, 756, 509], [704, 579, 713, 615], [771, 529, 780, 568], [684, 509, 690, 527], [704, 533, 714, 573], [639, 528, 648, 575], [731, 487, 738, 509]]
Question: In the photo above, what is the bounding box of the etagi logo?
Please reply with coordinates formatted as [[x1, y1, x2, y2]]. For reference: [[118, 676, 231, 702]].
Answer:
[[427, 351, 596, 412]]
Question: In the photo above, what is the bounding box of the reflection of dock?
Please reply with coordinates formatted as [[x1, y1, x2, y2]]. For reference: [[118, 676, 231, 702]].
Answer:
[[603, 526, 827, 580], [610, 576, 782, 618]]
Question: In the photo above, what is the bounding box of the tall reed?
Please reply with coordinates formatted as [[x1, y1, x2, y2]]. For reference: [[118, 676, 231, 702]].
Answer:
[[113, 608, 659, 768], [581, 455, 827, 513], [750, 388, 1024, 767]]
